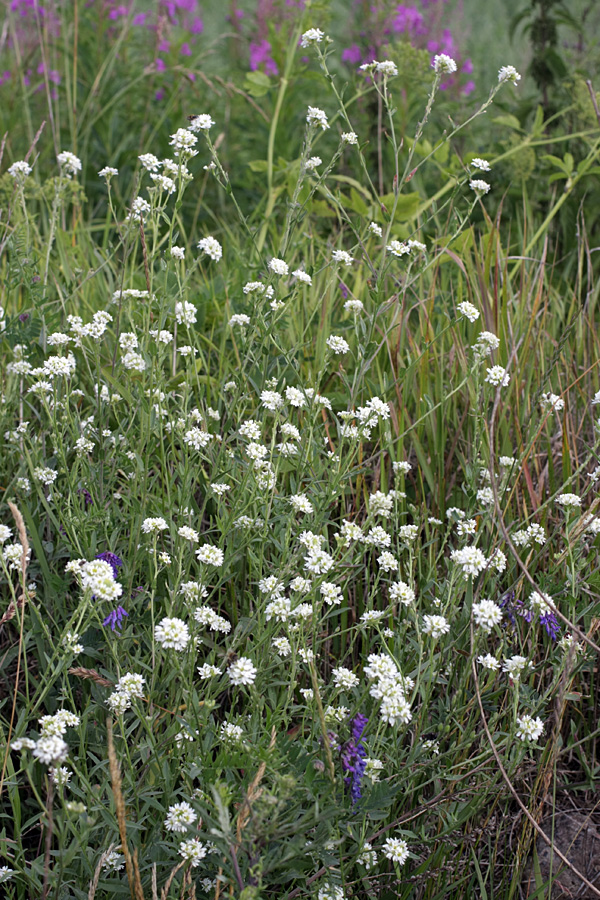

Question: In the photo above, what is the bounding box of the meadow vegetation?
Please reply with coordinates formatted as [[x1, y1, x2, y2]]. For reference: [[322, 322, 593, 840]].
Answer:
[[2, 2, 600, 899]]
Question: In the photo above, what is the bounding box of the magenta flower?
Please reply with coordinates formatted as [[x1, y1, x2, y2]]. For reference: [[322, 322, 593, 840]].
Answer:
[[341, 44, 362, 65], [249, 40, 278, 76]]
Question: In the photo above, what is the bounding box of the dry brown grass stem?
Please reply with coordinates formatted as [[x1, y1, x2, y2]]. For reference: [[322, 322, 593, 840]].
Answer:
[[470, 651, 600, 897], [235, 726, 277, 843], [107, 718, 145, 900], [486, 374, 600, 656], [88, 842, 118, 900], [41, 779, 54, 900], [0, 503, 31, 799], [68, 667, 113, 686], [160, 860, 186, 900]]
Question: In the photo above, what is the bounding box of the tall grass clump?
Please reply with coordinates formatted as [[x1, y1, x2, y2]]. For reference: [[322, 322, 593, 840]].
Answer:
[[2, 13, 600, 900]]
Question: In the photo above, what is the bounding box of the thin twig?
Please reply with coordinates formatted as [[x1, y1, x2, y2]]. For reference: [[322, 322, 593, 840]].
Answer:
[[88, 842, 117, 900], [585, 80, 600, 128], [107, 718, 145, 900], [0, 504, 30, 799], [160, 860, 186, 900], [471, 653, 600, 896], [41, 779, 54, 900]]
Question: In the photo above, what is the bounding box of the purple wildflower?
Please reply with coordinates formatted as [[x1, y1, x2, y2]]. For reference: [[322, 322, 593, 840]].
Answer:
[[351, 713, 368, 742], [391, 5, 425, 35], [341, 44, 362, 65], [102, 605, 128, 632], [341, 714, 368, 803], [499, 590, 518, 625], [249, 39, 278, 76], [540, 611, 560, 641], [500, 589, 560, 640]]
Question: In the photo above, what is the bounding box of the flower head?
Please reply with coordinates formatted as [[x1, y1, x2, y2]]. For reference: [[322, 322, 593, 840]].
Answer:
[[178, 838, 207, 866], [57, 151, 82, 177], [516, 714, 544, 742], [473, 599, 502, 632], [154, 617, 190, 651], [268, 257, 289, 276], [556, 493, 581, 509], [457, 301, 480, 323], [228, 657, 257, 687], [187, 114, 215, 132], [498, 65, 521, 85], [470, 179, 491, 195], [301, 28, 325, 47], [102, 606, 129, 632], [433, 54, 457, 74], [326, 335, 350, 355], [306, 106, 330, 130], [485, 365, 510, 387], [382, 836, 409, 864], [165, 802, 197, 832], [331, 249, 354, 266], [197, 236, 222, 262], [9, 160, 32, 181], [422, 614, 450, 639]]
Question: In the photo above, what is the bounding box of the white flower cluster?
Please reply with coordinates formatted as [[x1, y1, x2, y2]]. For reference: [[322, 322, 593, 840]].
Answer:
[[498, 65, 521, 85], [364, 653, 413, 727], [165, 801, 197, 832], [194, 605, 231, 633], [300, 28, 325, 47], [154, 617, 190, 651], [472, 599, 502, 632], [197, 236, 222, 262], [473, 331, 500, 358], [512, 523, 546, 548], [106, 672, 145, 715], [541, 392, 565, 413], [516, 714, 544, 742], [12, 709, 80, 766], [422, 614, 450, 640], [382, 835, 409, 864], [470, 179, 491, 195], [450, 546, 488, 578], [187, 113, 215, 132], [485, 365, 510, 387], [432, 54, 457, 74], [306, 106, 329, 130], [168, 128, 198, 159], [66, 558, 123, 602], [556, 492, 581, 509], [57, 150, 82, 177], [457, 301, 480, 323], [360, 60, 398, 77], [8, 160, 32, 181], [228, 657, 257, 687]]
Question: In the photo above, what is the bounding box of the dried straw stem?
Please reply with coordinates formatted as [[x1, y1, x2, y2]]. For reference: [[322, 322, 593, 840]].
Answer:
[[88, 842, 117, 900], [107, 718, 145, 900], [69, 667, 113, 687]]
